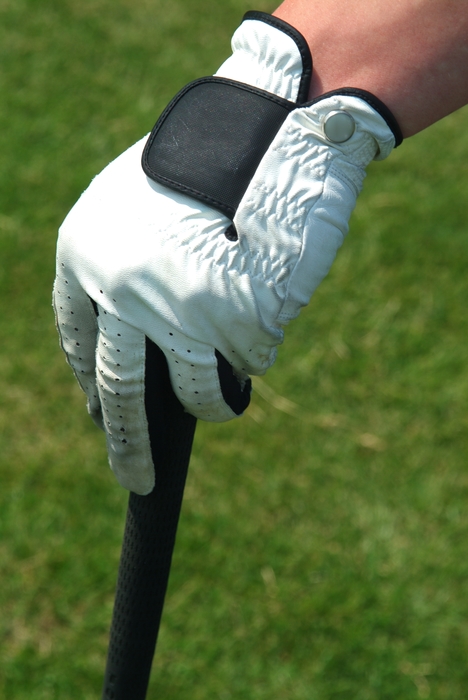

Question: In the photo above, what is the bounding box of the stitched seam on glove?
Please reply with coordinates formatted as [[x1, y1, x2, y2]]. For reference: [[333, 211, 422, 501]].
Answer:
[[327, 160, 363, 199], [274, 150, 360, 324]]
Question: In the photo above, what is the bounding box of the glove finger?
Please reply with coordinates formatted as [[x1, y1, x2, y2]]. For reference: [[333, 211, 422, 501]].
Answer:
[[158, 329, 251, 421], [95, 310, 155, 495], [53, 267, 102, 428]]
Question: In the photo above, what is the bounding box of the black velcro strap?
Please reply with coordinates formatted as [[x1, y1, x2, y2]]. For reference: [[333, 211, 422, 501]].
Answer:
[[142, 77, 296, 219]]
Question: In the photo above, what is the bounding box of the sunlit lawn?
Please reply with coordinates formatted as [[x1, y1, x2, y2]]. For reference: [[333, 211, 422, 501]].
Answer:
[[1, 1, 468, 698]]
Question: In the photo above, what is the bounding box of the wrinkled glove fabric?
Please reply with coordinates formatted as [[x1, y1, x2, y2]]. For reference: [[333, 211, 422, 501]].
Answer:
[[53, 11, 402, 494]]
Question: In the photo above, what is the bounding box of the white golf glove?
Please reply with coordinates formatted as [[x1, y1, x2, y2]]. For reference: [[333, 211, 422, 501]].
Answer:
[[53, 11, 402, 494]]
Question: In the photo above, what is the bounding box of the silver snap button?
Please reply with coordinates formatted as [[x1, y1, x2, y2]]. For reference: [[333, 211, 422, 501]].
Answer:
[[323, 110, 355, 143]]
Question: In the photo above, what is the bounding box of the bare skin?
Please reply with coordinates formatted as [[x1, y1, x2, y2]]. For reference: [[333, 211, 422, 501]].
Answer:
[[273, 0, 468, 137]]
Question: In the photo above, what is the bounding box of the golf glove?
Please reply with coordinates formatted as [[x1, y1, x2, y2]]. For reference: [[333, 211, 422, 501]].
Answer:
[[53, 11, 402, 494]]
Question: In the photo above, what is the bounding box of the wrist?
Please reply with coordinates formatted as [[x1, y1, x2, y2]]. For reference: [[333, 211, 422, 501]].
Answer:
[[273, 0, 468, 138]]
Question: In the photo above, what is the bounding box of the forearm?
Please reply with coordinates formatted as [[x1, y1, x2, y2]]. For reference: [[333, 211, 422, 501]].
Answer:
[[273, 0, 468, 138]]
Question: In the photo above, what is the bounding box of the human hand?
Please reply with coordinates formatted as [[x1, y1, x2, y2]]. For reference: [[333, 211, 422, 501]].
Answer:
[[53, 11, 401, 494]]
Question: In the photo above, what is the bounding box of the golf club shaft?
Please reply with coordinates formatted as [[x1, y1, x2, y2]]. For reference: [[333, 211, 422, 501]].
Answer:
[[102, 342, 197, 699]]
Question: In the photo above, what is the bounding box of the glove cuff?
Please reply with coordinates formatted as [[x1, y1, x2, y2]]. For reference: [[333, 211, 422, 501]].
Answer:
[[215, 11, 312, 103], [142, 13, 403, 219], [307, 87, 403, 151]]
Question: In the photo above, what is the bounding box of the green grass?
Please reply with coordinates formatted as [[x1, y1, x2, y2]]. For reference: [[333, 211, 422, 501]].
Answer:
[[1, 0, 468, 697]]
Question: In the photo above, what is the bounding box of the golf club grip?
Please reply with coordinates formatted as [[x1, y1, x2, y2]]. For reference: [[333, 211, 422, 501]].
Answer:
[[102, 341, 197, 699]]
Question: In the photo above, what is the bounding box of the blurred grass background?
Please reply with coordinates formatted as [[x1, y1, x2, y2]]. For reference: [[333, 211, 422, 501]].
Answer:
[[1, 0, 468, 698]]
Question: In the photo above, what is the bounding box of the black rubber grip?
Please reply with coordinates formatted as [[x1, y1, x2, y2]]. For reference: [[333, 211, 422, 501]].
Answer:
[[101, 341, 197, 699]]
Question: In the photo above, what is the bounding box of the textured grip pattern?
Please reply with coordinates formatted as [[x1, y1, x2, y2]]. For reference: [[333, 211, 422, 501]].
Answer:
[[102, 341, 197, 699]]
